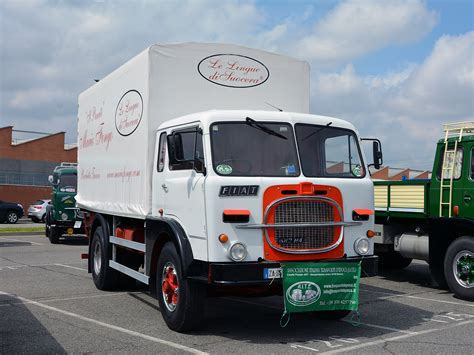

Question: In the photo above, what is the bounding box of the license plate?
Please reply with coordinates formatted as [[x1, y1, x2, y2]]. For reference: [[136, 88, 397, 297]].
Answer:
[[263, 268, 282, 279], [74, 221, 82, 228]]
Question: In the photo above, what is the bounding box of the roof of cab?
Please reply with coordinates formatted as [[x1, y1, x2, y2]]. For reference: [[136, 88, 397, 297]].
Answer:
[[156, 110, 358, 134]]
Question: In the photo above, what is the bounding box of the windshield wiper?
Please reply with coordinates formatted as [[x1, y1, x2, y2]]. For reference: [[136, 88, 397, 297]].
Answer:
[[245, 117, 287, 140], [302, 121, 333, 141]]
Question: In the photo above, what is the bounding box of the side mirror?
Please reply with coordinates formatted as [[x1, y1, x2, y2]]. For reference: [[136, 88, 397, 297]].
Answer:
[[372, 140, 383, 169], [361, 138, 383, 170]]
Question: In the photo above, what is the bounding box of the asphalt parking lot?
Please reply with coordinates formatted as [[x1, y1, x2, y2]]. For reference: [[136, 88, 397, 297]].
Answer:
[[1, 233, 473, 354]]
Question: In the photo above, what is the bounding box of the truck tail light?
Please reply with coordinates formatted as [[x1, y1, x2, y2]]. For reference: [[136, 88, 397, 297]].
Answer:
[[453, 205, 459, 217]]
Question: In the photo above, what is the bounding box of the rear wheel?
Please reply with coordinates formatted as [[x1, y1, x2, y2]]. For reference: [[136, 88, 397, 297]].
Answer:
[[91, 226, 118, 290], [156, 242, 204, 332], [444, 237, 474, 301], [6, 211, 19, 224]]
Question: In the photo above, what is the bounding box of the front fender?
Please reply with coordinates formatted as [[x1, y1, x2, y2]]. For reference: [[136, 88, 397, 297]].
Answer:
[[145, 216, 194, 277]]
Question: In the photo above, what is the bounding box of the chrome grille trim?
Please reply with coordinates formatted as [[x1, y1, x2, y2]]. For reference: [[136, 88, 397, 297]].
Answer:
[[263, 196, 345, 254], [236, 221, 361, 229]]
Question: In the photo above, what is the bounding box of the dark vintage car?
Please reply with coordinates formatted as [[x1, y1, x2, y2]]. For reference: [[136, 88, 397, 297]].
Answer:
[[0, 200, 24, 224]]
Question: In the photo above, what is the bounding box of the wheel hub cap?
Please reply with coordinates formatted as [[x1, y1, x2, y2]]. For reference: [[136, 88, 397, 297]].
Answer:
[[454, 250, 473, 288], [162, 262, 179, 312], [93, 241, 102, 275]]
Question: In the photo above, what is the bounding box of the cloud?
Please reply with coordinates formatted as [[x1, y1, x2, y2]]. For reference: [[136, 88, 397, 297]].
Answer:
[[311, 31, 474, 169], [295, 0, 438, 64], [0, 0, 471, 172], [0, 0, 263, 141]]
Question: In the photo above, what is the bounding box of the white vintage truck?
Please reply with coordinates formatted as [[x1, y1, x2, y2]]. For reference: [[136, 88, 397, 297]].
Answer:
[[76, 43, 380, 331]]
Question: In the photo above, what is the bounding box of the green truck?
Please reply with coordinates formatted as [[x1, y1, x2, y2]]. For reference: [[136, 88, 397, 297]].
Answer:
[[374, 122, 473, 300], [45, 163, 85, 243]]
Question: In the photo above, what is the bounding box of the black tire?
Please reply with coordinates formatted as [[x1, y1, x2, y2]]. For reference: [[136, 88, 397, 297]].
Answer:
[[41, 214, 46, 223], [156, 242, 204, 332], [91, 226, 118, 290], [378, 251, 412, 270], [444, 236, 474, 301], [6, 211, 19, 224], [31, 216, 40, 223], [48, 226, 61, 244], [312, 310, 352, 320], [45, 211, 52, 238]]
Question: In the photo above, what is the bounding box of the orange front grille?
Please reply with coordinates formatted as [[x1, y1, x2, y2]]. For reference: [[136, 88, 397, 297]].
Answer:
[[263, 183, 345, 261]]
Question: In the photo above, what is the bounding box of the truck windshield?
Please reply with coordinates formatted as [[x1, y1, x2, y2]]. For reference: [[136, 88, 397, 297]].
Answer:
[[295, 124, 365, 178], [58, 174, 77, 192], [211, 122, 300, 176]]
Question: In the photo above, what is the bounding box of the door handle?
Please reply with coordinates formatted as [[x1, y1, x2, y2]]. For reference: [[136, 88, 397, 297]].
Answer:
[[161, 184, 168, 192], [464, 195, 471, 203]]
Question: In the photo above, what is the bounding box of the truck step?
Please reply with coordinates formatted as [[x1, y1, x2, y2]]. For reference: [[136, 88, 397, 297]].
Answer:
[[109, 260, 149, 285], [110, 236, 146, 252]]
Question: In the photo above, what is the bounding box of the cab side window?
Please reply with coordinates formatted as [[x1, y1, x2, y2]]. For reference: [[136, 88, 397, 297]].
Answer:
[[471, 148, 474, 180], [438, 146, 463, 180], [167, 128, 204, 171], [157, 132, 167, 172]]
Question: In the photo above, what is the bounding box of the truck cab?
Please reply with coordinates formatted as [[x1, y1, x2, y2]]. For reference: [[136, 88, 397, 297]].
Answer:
[[45, 163, 85, 243], [152, 110, 378, 269], [374, 122, 474, 300]]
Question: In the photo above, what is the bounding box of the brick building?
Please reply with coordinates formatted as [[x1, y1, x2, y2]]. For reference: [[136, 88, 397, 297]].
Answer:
[[0, 126, 77, 214]]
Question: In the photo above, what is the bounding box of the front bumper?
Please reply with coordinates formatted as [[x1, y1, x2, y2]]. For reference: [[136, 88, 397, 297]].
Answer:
[[50, 220, 85, 235], [208, 255, 378, 285], [28, 211, 44, 219]]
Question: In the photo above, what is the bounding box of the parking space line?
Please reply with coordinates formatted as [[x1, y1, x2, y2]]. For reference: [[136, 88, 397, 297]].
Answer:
[[341, 320, 416, 334], [360, 288, 474, 307], [322, 319, 474, 354], [0, 236, 44, 245], [0, 291, 143, 307], [403, 295, 474, 307], [291, 344, 320, 352], [54, 263, 87, 272], [0, 291, 208, 355], [225, 298, 416, 335]]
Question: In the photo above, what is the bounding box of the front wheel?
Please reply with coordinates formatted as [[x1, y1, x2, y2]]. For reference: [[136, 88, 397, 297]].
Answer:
[[48, 226, 61, 244], [6, 211, 19, 224], [444, 236, 474, 301], [156, 242, 204, 332]]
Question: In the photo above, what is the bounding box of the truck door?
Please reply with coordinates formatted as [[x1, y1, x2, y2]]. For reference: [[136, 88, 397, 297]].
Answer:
[[432, 144, 465, 217], [161, 125, 207, 244], [462, 145, 474, 217]]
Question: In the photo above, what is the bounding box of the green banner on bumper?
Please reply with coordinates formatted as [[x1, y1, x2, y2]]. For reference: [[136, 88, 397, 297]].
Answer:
[[282, 262, 361, 313]]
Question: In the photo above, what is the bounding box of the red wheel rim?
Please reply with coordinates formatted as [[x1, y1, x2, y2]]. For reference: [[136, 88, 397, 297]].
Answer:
[[162, 262, 179, 312]]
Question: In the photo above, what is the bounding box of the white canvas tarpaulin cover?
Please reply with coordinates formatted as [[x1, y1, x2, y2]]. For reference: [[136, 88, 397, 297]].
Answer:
[[76, 42, 310, 218]]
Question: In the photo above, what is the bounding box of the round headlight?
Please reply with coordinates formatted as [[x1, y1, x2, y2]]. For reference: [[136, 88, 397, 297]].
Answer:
[[228, 242, 247, 261], [354, 237, 370, 255], [61, 213, 68, 221]]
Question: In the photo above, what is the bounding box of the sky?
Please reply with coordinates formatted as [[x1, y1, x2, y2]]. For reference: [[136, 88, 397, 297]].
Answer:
[[1, 0, 473, 171]]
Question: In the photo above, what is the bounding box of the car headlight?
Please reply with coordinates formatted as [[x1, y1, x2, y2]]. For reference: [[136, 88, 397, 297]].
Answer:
[[354, 237, 370, 255], [228, 242, 247, 261], [61, 213, 68, 221]]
